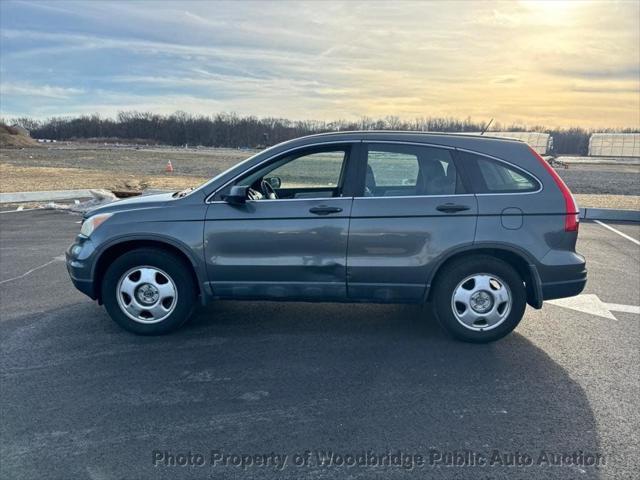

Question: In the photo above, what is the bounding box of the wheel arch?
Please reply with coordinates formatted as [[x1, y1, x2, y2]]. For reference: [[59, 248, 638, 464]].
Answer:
[[425, 243, 543, 309], [93, 237, 204, 304]]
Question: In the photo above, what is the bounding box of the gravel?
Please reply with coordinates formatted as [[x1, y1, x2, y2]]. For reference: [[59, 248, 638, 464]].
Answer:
[[555, 164, 640, 196]]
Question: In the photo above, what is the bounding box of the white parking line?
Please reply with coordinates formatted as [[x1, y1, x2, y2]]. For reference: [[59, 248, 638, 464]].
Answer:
[[594, 220, 640, 246], [606, 303, 640, 315], [547, 294, 640, 320], [0, 207, 40, 214], [0, 255, 65, 286]]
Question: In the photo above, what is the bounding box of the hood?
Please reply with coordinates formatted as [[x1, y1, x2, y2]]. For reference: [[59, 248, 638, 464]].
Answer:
[[84, 192, 176, 218]]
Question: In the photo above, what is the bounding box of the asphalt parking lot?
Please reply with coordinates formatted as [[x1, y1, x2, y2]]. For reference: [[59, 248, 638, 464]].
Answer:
[[1, 210, 638, 479]]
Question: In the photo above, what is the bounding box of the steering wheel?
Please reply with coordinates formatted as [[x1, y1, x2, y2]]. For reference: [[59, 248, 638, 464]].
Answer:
[[260, 179, 278, 200]]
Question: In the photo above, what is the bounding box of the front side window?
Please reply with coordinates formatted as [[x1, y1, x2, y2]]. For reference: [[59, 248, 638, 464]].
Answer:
[[234, 147, 349, 200], [362, 144, 463, 197], [267, 150, 346, 189]]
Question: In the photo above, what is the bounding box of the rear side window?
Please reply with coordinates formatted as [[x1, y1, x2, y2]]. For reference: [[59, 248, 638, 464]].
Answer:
[[362, 143, 465, 197], [368, 150, 419, 187], [458, 152, 539, 193]]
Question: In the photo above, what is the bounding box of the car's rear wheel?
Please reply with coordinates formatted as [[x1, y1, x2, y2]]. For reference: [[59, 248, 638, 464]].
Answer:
[[432, 256, 526, 343], [102, 248, 196, 335]]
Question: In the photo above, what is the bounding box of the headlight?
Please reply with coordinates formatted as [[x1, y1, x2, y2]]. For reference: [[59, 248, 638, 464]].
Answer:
[[80, 213, 113, 237]]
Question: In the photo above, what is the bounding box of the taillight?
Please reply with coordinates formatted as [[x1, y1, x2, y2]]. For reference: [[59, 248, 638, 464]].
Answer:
[[529, 146, 579, 232], [565, 211, 580, 232]]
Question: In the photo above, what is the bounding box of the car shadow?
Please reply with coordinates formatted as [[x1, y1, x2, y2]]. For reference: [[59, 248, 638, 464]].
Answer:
[[1, 301, 604, 479], [187, 301, 604, 478]]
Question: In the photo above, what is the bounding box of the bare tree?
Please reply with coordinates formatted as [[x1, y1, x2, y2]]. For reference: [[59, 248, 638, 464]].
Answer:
[[16, 111, 638, 155]]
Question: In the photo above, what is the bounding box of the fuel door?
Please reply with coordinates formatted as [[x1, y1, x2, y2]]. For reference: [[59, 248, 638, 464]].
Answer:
[[501, 207, 523, 230]]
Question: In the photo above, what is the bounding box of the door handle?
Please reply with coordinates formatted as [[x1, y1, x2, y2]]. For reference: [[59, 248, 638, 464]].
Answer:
[[436, 203, 470, 213], [309, 205, 343, 215]]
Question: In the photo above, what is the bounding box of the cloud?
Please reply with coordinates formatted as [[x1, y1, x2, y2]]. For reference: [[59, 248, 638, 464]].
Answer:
[[1, 0, 638, 127], [550, 66, 640, 81], [0, 83, 85, 99], [491, 75, 519, 85]]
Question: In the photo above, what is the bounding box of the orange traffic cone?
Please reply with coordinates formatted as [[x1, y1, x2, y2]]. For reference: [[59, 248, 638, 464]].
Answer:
[[165, 160, 174, 173]]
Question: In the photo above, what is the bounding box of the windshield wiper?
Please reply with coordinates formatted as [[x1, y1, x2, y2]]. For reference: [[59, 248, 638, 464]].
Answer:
[[174, 187, 194, 198]]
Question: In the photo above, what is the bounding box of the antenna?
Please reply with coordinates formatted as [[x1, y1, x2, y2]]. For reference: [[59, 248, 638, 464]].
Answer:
[[480, 118, 494, 135]]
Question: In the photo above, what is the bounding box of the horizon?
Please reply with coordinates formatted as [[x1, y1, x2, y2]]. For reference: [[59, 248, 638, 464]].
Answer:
[[1, 0, 639, 129], [4, 110, 640, 134]]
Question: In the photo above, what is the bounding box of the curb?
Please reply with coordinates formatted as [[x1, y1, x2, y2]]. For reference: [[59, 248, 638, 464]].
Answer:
[[580, 208, 640, 222], [555, 156, 640, 166], [0, 189, 94, 203]]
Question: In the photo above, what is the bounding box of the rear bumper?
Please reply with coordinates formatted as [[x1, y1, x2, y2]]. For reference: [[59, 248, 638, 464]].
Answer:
[[538, 251, 587, 302], [526, 250, 587, 308], [541, 276, 587, 301]]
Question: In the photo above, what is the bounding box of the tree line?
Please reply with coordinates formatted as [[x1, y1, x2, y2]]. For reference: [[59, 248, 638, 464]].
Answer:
[[8, 111, 639, 154]]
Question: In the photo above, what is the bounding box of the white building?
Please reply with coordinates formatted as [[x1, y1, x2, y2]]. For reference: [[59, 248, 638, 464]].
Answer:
[[588, 133, 640, 157], [469, 132, 552, 155]]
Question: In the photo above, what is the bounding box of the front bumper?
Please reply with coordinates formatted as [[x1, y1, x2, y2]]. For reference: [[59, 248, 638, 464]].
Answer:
[[65, 236, 98, 300]]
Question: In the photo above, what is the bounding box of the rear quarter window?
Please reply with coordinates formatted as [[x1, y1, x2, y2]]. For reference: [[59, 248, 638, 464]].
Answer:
[[458, 151, 540, 193]]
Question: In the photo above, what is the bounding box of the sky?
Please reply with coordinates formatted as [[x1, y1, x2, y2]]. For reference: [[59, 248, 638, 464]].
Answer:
[[1, 0, 639, 128]]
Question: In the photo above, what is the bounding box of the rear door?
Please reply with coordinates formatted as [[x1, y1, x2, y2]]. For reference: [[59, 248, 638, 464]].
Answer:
[[347, 142, 478, 301]]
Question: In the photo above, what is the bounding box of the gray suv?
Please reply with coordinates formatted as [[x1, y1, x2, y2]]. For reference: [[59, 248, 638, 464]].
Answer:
[[66, 132, 586, 342]]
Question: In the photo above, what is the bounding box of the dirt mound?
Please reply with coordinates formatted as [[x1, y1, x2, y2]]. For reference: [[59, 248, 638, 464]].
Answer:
[[0, 123, 40, 148]]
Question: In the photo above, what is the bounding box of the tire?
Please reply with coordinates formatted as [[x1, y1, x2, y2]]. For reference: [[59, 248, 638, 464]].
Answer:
[[101, 248, 196, 335], [432, 255, 526, 343]]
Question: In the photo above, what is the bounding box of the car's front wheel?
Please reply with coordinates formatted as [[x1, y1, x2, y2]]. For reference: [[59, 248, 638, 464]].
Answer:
[[101, 248, 196, 335], [432, 256, 526, 343]]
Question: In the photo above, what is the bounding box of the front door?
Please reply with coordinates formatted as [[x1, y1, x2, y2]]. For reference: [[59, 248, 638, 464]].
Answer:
[[204, 144, 357, 300], [347, 142, 478, 301]]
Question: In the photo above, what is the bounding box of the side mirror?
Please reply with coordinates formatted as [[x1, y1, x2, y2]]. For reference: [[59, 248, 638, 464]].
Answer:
[[265, 176, 282, 189], [223, 185, 248, 205]]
